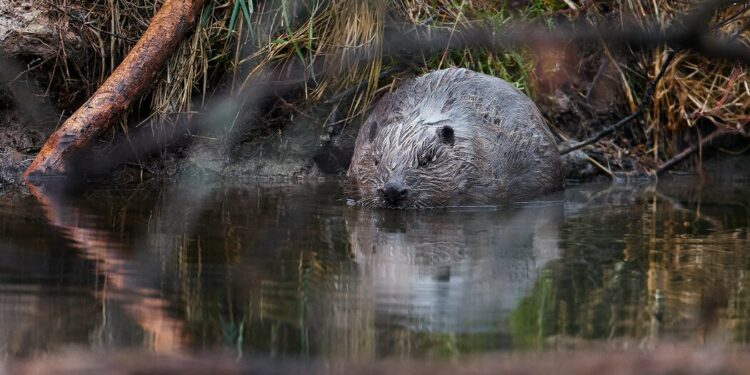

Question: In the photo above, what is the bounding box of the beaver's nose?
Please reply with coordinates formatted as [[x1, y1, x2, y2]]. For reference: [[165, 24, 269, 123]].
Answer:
[[378, 181, 409, 206]]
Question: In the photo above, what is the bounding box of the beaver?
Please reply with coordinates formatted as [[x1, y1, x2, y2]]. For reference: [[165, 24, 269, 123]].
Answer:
[[347, 68, 564, 209], [342, 203, 562, 332]]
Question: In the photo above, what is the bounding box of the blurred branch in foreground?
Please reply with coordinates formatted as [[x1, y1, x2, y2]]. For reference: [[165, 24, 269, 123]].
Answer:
[[17, 0, 750, 183]]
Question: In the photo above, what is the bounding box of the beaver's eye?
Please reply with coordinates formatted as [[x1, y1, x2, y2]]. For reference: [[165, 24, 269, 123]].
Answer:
[[437, 125, 455, 146], [374, 156, 380, 166], [418, 149, 435, 168]]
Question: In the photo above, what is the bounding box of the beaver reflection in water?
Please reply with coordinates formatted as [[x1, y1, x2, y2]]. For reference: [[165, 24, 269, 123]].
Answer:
[[347, 68, 564, 209]]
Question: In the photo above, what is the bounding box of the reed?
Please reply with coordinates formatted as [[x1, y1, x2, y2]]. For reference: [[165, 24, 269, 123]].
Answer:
[[42, 0, 750, 171]]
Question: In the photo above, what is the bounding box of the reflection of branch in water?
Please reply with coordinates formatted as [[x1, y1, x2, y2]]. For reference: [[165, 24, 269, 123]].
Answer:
[[566, 181, 743, 342], [27, 184, 187, 352], [573, 182, 725, 231], [651, 190, 725, 231]]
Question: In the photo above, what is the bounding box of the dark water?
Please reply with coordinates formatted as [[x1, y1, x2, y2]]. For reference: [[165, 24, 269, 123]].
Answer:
[[0, 175, 749, 360]]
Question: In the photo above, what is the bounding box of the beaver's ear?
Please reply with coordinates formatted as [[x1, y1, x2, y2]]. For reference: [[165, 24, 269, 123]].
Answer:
[[437, 125, 455, 146]]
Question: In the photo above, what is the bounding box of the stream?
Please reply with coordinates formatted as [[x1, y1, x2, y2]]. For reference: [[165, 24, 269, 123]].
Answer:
[[0, 173, 749, 360]]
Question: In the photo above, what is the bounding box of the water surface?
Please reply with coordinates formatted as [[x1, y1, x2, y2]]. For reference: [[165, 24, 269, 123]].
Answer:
[[0, 175, 749, 360]]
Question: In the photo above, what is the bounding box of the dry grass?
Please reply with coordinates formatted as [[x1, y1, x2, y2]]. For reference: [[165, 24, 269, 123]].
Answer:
[[47, 0, 554, 125], [630, 1, 750, 166], [41, 0, 750, 172], [580, 1, 750, 169]]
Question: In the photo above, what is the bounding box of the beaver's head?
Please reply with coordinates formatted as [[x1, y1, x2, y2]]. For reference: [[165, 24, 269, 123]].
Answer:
[[348, 114, 481, 209]]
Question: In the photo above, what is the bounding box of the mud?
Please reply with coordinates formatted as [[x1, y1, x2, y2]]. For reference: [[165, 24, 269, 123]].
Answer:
[[0, 1, 735, 187], [0, 110, 50, 186], [0, 1, 602, 186], [174, 98, 359, 180]]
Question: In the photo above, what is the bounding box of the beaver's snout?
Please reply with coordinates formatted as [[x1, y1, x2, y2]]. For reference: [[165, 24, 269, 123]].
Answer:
[[378, 181, 409, 207]]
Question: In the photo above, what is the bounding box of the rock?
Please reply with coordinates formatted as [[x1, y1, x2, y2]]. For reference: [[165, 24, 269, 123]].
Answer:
[[559, 140, 601, 181], [0, 0, 82, 60], [0, 110, 49, 185]]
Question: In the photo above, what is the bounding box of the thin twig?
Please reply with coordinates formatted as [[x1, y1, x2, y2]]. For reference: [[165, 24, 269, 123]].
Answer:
[[656, 128, 730, 175], [558, 111, 642, 155], [44, 0, 139, 43], [585, 57, 609, 102], [559, 50, 678, 155]]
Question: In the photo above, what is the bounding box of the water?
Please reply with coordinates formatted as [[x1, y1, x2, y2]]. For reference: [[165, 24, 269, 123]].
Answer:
[[0, 175, 749, 360]]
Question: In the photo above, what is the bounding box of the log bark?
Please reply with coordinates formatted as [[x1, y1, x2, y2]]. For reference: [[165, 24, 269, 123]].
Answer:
[[23, 0, 204, 182]]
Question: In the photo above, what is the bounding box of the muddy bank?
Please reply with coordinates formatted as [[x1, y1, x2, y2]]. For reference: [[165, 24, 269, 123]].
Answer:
[[0, 0, 81, 186], [0, 0, 357, 185], [2, 1, 748, 188], [0, 110, 51, 186], [5, 344, 749, 375], [0, 94, 610, 188], [0, 89, 357, 187], [0, 1, 593, 186], [0, 85, 740, 189]]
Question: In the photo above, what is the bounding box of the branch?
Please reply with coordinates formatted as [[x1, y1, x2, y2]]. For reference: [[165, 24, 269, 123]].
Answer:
[[559, 50, 678, 155], [23, 0, 204, 182], [655, 128, 731, 175], [612, 128, 734, 180]]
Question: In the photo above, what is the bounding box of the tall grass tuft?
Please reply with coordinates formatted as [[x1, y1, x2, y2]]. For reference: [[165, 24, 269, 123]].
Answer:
[[45, 0, 750, 169]]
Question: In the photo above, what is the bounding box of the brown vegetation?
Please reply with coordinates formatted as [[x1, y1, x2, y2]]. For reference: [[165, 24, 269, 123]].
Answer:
[[3, 0, 750, 182], [22, 0, 204, 180]]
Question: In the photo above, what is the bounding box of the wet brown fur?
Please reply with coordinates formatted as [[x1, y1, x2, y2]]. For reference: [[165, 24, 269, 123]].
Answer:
[[347, 68, 564, 208]]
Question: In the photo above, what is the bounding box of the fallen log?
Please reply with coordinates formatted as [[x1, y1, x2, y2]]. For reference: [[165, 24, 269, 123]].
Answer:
[[23, 0, 204, 182]]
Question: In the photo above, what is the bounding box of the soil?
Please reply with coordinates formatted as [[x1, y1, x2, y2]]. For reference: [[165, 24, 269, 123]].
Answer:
[[0, 109, 51, 186], [177, 98, 360, 180], [1, 1, 744, 189], [0, 85, 362, 187]]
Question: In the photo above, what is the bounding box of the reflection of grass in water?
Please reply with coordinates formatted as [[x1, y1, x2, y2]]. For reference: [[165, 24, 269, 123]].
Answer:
[[297, 253, 313, 356], [151, 182, 750, 356], [179, 251, 331, 357], [731, 273, 750, 344], [505, 209, 656, 346], [508, 189, 750, 347], [385, 328, 523, 359], [219, 313, 245, 357], [401, 332, 460, 359], [63, 183, 750, 355], [509, 268, 555, 349]]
